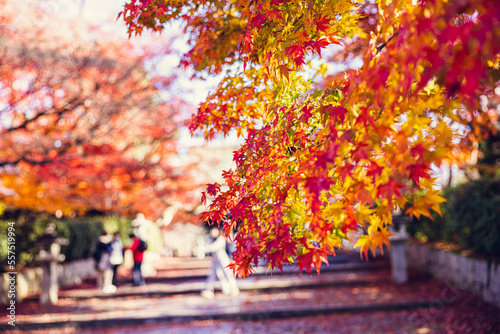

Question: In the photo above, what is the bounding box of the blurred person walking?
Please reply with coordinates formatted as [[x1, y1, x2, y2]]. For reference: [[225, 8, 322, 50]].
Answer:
[[201, 227, 239, 299], [94, 231, 116, 293], [126, 233, 147, 286], [110, 232, 124, 287]]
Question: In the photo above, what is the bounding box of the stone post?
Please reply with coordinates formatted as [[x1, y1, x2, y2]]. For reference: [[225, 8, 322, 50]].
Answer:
[[35, 224, 66, 305], [389, 215, 409, 284]]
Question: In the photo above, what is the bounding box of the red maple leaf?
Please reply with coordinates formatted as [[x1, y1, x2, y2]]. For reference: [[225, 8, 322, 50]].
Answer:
[[305, 176, 333, 211], [410, 143, 427, 159], [366, 161, 384, 181], [222, 169, 239, 189], [377, 179, 402, 205], [341, 206, 358, 234], [408, 163, 429, 185], [206, 182, 221, 196], [315, 15, 331, 32], [325, 105, 348, 123]]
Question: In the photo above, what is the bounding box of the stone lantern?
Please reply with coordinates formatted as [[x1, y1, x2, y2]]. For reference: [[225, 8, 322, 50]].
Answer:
[[389, 211, 410, 284], [35, 223, 67, 305]]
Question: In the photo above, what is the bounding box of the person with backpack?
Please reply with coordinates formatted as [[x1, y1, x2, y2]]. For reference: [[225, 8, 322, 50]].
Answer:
[[126, 233, 147, 286]]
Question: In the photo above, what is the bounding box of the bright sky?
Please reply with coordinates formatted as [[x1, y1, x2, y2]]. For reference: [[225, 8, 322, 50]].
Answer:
[[50, 0, 240, 149], [57, 0, 218, 104]]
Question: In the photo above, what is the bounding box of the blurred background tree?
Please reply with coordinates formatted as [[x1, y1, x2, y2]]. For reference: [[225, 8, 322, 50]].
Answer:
[[0, 0, 198, 219], [0, 0, 204, 270]]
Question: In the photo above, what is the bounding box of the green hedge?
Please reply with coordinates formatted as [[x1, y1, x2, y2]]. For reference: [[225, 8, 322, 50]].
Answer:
[[407, 178, 500, 257], [0, 211, 58, 268], [0, 211, 134, 271]]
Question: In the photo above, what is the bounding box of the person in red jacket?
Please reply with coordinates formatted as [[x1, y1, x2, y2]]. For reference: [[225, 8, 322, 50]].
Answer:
[[126, 234, 145, 286]]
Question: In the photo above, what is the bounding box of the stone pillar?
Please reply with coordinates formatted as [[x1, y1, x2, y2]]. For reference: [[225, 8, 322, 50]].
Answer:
[[36, 243, 65, 305], [35, 224, 66, 305], [389, 215, 409, 284], [389, 235, 408, 284]]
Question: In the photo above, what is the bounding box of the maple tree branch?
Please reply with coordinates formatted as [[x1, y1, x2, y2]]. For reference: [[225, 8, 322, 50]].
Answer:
[[376, 31, 400, 54], [5, 97, 81, 133], [0, 155, 54, 167], [1, 85, 37, 112]]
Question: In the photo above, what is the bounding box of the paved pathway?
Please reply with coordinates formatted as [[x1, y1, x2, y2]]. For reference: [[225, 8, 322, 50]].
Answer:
[[2, 253, 499, 334]]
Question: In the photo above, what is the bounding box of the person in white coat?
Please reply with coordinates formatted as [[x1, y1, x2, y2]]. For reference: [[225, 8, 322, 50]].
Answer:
[[201, 227, 239, 299], [110, 232, 124, 287]]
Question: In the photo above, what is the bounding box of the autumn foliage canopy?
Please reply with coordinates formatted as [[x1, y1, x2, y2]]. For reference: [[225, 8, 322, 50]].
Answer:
[[121, 0, 500, 276]]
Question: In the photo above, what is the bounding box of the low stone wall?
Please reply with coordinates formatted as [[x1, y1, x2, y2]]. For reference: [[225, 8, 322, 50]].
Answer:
[[57, 258, 97, 287], [0, 267, 42, 305], [0, 258, 96, 305], [406, 241, 500, 307]]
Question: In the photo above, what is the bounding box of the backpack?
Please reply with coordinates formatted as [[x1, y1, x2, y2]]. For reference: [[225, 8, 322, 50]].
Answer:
[[138, 239, 148, 252]]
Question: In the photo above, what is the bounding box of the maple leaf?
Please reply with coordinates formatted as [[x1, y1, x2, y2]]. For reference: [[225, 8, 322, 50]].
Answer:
[[422, 191, 447, 216], [355, 107, 378, 130], [228, 259, 255, 279], [352, 143, 370, 162], [337, 165, 353, 182], [312, 248, 329, 274], [315, 15, 331, 32], [410, 143, 427, 159], [305, 176, 334, 212], [266, 9, 283, 21], [367, 162, 384, 181], [371, 229, 392, 255], [353, 235, 371, 261], [325, 105, 348, 123], [250, 13, 267, 29], [309, 36, 332, 57], [341, 206, 358, 234], [295, 247, 329, 276], [300, 105, 313, 123], [408, 163, 429, 185], [222, 169, 239, 189], [206, 182, 221, 196], [377, 179, 402, 205]]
